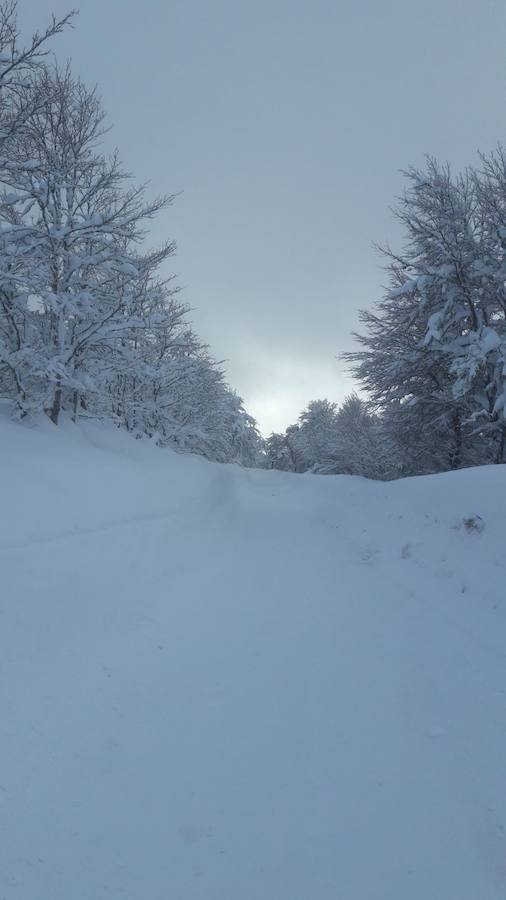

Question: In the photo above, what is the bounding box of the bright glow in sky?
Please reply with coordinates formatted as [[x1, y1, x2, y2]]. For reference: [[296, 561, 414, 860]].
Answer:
[[18, 0, 506, 434], [230, 346, 355, 436]]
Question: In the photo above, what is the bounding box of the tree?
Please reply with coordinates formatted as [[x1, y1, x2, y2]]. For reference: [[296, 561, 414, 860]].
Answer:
[[264, 432, 296, 471], [330, 393, 397, 479], [0, 4, 74, 413], [265, 395, 395, 479], [0, 3, 74, 152], [1, 65, 174, 422], [294, 399, 338, 471], [343, 265, 477, 474], [344, 156, 506, 470], [0, 7, 263, 465]]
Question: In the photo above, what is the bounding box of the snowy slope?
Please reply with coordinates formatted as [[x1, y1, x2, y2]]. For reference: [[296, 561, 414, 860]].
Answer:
[[1, 412, 506, 900]]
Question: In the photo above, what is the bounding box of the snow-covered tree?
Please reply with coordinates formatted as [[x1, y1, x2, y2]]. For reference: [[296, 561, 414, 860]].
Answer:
[[264, 431, 296, 471], [1, 65, 176, 422], [0, 17, 262, 465], [329, 394, 397, 478], [0, 2, 74, 152], [294, 399, 338, 471], [266, 395, 395, 478], [344, 155, 506, 470], [343, 265, 478, 474], [0, 4, 74, 412]]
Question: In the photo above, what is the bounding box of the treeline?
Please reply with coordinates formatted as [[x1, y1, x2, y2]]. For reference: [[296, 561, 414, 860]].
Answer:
[[0, 4, 261, 465], [267, 157, 506, 478], [264, 395, 397, 478]]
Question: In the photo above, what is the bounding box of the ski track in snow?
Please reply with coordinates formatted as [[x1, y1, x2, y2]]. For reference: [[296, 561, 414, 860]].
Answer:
[[1, 414, 506, 899]]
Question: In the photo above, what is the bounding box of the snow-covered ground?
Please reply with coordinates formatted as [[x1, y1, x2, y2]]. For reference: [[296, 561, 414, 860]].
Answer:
[[1, 411, 506, 900]]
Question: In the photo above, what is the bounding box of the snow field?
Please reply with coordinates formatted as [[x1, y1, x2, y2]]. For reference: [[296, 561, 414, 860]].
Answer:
[[1, 413, 505, 899]]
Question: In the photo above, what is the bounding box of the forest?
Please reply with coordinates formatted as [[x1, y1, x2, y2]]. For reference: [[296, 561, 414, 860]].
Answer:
[[2, 3, 506, 478]]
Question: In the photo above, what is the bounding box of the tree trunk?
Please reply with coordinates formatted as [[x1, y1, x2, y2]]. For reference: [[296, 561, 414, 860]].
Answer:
[[449, 412, 462, 470], [48, 380, 62, 425], [496, 426, 506, 463], [72, 390, 79, 423]]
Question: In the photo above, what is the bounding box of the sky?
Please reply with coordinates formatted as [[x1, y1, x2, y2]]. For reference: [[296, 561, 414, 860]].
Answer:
[[17, 0, 506, 434]]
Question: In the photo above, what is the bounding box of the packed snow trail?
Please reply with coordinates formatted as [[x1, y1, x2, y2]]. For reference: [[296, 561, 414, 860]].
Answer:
[[1, 414, 506, 899]]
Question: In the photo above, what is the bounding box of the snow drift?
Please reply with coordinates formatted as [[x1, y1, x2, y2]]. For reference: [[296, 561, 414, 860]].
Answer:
[[1, 411, 505, 899]]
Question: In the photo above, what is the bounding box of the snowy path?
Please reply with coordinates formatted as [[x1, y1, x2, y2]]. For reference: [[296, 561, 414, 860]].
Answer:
[[1, 418, 506, 899]]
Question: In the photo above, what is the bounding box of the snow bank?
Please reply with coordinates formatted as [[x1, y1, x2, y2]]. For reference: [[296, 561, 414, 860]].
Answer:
[[1, 413, 505, 899]]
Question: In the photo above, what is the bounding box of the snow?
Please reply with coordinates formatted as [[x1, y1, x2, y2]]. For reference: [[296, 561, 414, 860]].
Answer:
[[1, 411, 506, 899]]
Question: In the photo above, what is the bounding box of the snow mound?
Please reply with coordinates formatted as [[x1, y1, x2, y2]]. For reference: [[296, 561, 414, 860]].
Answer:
[[1, 414, 506, 899]]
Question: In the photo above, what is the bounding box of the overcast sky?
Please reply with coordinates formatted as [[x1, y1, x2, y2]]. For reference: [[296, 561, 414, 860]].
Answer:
[[18, 0, 506, 433]]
